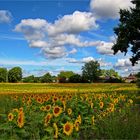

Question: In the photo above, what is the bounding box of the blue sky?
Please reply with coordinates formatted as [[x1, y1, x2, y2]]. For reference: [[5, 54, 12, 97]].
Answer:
[[0, 0, 139, 77]]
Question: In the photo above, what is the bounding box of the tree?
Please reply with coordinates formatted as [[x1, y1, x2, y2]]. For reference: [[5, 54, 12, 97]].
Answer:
[[136, 72, 140, 88], [82, 61, 101, 82], [58, 71, 75, 79], [69, 74, 82, 83], [101, 69, 120, 79], [22, 75, 35, 83], [0, 68, 7, 82], [8, 67, 22, 83], [58, 71, 75, 83], [41, 73, 53, 83], [112, 0, 140, 65]]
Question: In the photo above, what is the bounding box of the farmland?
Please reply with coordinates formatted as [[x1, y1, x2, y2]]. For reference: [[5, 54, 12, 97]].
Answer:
[[0, 83, 140, 139]]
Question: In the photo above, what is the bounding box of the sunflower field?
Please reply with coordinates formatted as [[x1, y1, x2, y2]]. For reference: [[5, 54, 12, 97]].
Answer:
[[0, 83, 140, 139]]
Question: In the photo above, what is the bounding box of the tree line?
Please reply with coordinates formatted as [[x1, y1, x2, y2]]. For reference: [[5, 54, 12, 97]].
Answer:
[[0, 61, 125, 83]]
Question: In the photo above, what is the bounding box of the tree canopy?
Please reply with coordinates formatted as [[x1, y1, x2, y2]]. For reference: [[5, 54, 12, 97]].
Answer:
[[58, 71, 75, 79], [82, 61, 101, 82], [112, 0, 140, 65], [8, 67, 22, 83], [101, 69, 120, 79], [0, 68, 7, 82], [41, 73, 53, 83]]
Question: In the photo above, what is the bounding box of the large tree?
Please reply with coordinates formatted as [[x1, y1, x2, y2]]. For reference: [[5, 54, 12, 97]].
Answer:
[[41, 73, 53, 83], [23, 75, 35, 83], [69, 74, 82, 83], [8, 67, 22, 83], [58, 71, 75, 83], [112, 0, 140, 65], [0, 68, 7, 82], [82, 61, 101, 82], [58, 71, 75, 79], [101, 69, 120, 79]]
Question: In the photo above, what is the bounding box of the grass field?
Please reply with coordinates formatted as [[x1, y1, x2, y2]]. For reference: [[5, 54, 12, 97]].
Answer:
[[0, 83, 140, 139]]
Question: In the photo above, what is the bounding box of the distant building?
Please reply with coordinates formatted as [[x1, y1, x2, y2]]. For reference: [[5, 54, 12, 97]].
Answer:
[[124, 74, 137, 83]]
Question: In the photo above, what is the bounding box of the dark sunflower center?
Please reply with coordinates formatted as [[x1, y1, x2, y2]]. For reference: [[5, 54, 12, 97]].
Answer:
[[54, 107, 60, 113], [65, 124, 70, 131]]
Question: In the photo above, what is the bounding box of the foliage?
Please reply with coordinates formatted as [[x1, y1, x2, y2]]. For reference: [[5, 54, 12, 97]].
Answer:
[[22, 75, 35, 83], [136, 72, 140, 88], [8, 67, 22, 83], [58, 71, 75, 79], [0, 68, 7, 82], [101, 69, 120, 79], [105, 77, 124, 83], [112, 0, 140, 65], [82, 61, 101, 82], [58, 76, 67, 83], [41, 73, 53, 83], [69, 74, 82, 83]]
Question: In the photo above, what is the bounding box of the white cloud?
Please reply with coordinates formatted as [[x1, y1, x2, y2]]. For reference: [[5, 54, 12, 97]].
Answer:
[[115, 58, 132, 68], [96, 41, 114, 55], [114, 58, 140, 76], [14, 12, 100, 59], [0, 59, 47, 66], [48, 11, 98, 36], [42, 46, 67, 59], [15, 19, 48, 40], [90, 0, 133, 19], [82, 57, 95, 63], [69, 48, 77, 54], [67, 57, 112, 67], [0, 10, 12, 23], [67, 57, 95, 64]]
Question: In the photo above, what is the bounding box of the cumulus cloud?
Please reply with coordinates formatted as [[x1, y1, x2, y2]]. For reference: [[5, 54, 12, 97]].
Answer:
[[68, 57, 112, 67], [14, 12, 100, 59], [90, 0, 133, 19], [114, 58, 132, 69], [0, 10, 12, 23], [96, 41, 114, 55], [14, 17, 114, 58], [48, 11, 98, 36], [114, 58, 140, 76], [42, 46, 67, 59]]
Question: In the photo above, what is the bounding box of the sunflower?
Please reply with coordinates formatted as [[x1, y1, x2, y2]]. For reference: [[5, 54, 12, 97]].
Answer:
[[63, 122, 73, 136], [53, 123, 58, 138], [40, 106, 46, 111], [8, 113, 14, 121], [90, 102, 94, 108], [52, 96, 58, 102], [67, 108, 72, 116], [22, 97, 26, 104], [46, 105, 51, 111], [77, 115, 81, 124], [44, 113, 52, 126], [36, 97, 43, 104], [53, 106, 62, 117], [74, 119, 79, 131], [91, 116, 95, 125], [62, 101, 66, 111], [99, 101, 104, 109], [128, 99, 133, 104], [12, 108, 18, 113], [17, 111, 24, 128], [27, 98, 31, 106], [18, 107, 23, 112]]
